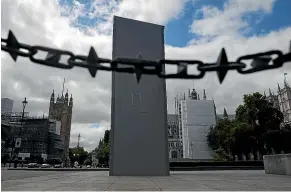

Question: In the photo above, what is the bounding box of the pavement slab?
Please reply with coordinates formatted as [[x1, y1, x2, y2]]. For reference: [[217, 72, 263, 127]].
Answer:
[[1, 168, 291, 191]]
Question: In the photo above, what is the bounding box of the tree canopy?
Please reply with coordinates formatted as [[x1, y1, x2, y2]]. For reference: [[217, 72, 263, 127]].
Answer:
[[95, 130, 110, 165], [207, 92, 290, 161], [69, 147, 89, 165]]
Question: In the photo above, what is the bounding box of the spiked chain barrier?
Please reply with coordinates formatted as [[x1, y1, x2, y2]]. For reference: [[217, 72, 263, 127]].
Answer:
[[1, 30, 291, 83]]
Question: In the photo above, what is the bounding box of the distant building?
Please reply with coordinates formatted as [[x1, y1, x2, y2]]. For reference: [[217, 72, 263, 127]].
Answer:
[[4, 117, 64, 160], [175, 88, 216, 161], [265, 79, 291, 125], [48, 78, 73, 164], [1, 98, 14, 114], [1, 112, 29, 122], [167, 114, 182, 159]]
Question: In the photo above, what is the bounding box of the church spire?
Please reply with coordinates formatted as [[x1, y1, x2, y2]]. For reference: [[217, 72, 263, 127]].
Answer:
[[69, 94, 73, 108], [284, 73, 289, 88], [61, 78, 65, 97], [269, 88, 272, 96], [203, 89, 207, 100], [213, 98, 218, 122], [77, 133, 81, 148], [65, 89, 69, 103], [50, 90, 55, 103], [223, 108, 228, 118]]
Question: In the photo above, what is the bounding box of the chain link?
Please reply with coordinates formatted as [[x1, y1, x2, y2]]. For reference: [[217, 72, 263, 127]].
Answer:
[[1, 30, 291, 83], [30, 46, 75, 69]]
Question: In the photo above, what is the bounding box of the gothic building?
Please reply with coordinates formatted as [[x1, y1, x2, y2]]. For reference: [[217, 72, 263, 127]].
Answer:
[[48, 79, 73, 163], [265, 88, 280, 109], [266, 79, 291, 125], [167, 114, 182, 159]]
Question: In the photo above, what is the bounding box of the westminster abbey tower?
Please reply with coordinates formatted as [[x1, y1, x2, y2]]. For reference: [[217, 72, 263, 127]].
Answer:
[[48, 78, 73, 162]]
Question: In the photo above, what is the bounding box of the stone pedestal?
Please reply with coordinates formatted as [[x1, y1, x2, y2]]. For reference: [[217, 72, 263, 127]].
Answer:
[[110, 16, 169, 176], [263, 153, 291, 175]]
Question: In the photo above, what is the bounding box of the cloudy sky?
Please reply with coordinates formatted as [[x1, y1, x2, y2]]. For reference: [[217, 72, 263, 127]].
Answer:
[[1, 0, 291, 151]]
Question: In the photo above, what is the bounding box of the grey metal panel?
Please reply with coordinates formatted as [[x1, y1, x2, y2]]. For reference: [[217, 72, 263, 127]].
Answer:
[[186, 100, 216, 160], [110, 16, 169, 176]]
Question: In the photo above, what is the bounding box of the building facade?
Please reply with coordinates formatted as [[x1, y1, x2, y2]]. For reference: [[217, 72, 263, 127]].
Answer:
[[175, 89, 216, 161], [1, 112, 29, 122], [48, 86, 73, 163], [47, 120, 63, 160], [167, 114, 182, 159], [3, 117, 64, 161], [265, 79, 291, 125], [1, 98, 14, 114]]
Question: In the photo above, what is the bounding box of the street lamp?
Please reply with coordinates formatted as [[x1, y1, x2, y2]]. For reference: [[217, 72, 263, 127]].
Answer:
[[19, 97, 28, 137], [15, 98, 28, 159]]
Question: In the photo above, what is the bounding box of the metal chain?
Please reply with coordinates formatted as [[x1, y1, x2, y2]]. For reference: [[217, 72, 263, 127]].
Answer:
[[1, 30, 291, 83]]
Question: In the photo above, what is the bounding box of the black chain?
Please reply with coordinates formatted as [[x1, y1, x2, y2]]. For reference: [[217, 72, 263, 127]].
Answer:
[[1, 30, 291, 83]]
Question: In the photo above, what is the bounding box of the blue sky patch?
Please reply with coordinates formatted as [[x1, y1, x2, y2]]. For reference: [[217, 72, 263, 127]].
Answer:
[[58, 0, 291, 47], [90, 123, 100, 128]]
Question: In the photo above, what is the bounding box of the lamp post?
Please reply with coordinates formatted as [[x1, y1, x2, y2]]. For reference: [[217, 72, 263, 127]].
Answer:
[[15, 98, 28, 159]]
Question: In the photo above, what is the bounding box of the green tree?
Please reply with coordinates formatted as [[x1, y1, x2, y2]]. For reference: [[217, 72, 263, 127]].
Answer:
[[104, 130, 110, 143], [236, 92, 283, 133], [207, 92, 285, 161], [207, 126, 219, 150], [235, 92, 284, 156], [96, 130, 110, 165], [207, 119, 237, 161], [69, 147, 89, 165], [212, 148, 233, 162]]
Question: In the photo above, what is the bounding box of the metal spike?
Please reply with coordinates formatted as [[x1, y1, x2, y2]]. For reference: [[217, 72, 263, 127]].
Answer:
[[45, 52, 61, 63], [87, 47, 99, 77], [216, 48, 229, 84], [250, 56, 272, 68], [6, 30, 20, 61], [135, 52, 143, 83], [177, 62, 187, 75]]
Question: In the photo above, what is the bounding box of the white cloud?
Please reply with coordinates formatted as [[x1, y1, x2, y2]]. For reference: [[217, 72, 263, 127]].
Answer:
[[191, 0, 276, 38], [1, 0, 291, 151], [70, 122, 110, 151]]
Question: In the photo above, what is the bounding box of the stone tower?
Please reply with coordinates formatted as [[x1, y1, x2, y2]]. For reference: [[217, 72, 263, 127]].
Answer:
[[266, 76, 291, 126], [48, 78, 73, 162], [277, 78, 291, 125]]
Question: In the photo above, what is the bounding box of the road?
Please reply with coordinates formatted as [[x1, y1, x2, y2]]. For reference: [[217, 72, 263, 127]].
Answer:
[[1, 168, 291, 191]]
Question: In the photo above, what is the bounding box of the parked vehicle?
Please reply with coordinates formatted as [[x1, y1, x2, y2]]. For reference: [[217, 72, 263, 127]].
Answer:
[[40, 163, 50, 168], [54, 164, 62, 168], [28, 163, 38, 168], [46, 158, 63, 168]]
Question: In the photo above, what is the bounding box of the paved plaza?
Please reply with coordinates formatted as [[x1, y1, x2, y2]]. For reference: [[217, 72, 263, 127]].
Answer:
[[1, 169, 291, 191]]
